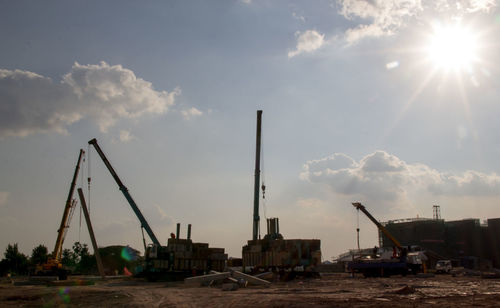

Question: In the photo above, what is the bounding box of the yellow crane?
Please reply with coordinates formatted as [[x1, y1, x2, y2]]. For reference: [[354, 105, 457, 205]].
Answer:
[[35, 149, 84, 280]]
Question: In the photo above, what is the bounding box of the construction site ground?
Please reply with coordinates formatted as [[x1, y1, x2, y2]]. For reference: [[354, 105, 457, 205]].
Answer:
[[1, 273, 500, 307]]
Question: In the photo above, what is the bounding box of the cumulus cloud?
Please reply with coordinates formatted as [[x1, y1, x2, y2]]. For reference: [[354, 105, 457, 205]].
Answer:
[[181, 107, 203, 120], [0, 62, 180, 137], [338, 0, 498, 44], [301, 150, 500, 204], [0, 192, 9, 206], [288, 30, 325, 58]]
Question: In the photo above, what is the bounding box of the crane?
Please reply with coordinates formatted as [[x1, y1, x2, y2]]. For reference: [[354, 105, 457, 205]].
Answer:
[[87, 138, 160, 246], [36, 149, 84, 279], [352, 202, 402, 250], [88, 138, 227, 280], [349, 202, 424, 277]]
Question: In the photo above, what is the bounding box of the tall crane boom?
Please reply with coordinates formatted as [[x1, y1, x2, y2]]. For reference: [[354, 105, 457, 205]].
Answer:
[[253, 110, 262, 241], [53, 149, 85, 260], [88, 138, 161, 246], [352, 202, 402, 250]]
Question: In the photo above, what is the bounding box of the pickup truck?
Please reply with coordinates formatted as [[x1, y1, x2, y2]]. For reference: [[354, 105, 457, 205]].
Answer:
[[435, 260, 452, 273]]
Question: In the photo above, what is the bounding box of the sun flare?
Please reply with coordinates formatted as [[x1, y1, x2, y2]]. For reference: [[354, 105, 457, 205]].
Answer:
[[427, 23, 479, 71]]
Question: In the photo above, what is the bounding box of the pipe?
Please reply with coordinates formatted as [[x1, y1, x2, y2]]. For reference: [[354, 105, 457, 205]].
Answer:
[[270, 218, 276, 234], [187, 224, 192, 240], [176, 223, 180, 239]]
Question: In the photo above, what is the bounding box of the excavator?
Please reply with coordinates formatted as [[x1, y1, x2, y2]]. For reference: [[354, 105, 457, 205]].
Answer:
[[35, 149, 85, 280], [348, 202, 425, 277]]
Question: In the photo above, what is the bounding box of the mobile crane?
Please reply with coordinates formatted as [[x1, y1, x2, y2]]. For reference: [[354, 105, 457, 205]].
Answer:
[[348, 202, 424, 277], [88, 138, 226, 280], [35, 149, 85, 280]]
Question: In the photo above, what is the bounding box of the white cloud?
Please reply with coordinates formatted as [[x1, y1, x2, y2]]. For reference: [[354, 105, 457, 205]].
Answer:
[[181, 107, 203, 120], [302, 150, 500, 206], [288, 30, 325, 58], [292, 12, 306, 22], [142, 204, 173, 229], [339, 0, 423, 44], [0, 192, 9, 206], [0, 62, 180, 137], [467, 0, 497, 12], [153, 204, 171, 222], [240, 0, 252, 4], [119, 130, 135, 143], [338, 0, 498, 44]]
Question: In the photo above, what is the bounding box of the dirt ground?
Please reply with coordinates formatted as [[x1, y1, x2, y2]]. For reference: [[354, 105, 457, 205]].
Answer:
[[1, 273, 500, 307]]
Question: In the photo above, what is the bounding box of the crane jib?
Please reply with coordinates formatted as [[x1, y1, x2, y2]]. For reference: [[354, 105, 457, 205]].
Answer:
[[88, 138, 161, 246]]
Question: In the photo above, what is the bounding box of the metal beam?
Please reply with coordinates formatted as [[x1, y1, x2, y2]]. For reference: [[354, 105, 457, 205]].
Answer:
[[77, 188, 105, 279]]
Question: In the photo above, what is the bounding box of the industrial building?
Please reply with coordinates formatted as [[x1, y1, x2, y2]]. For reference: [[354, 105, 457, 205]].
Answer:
[[379, 207, 500, 269]]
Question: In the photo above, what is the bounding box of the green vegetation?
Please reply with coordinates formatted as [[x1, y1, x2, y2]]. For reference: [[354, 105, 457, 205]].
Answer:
[[0, 243, 29, 275], [30, 244, 48, 265], [0, 242, 142, 276]]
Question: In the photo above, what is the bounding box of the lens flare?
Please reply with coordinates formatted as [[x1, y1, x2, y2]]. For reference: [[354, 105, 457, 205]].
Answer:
[[121, 246, 137, 261], [58, 287, 70, 304]]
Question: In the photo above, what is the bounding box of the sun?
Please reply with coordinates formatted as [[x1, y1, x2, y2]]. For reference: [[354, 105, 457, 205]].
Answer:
[[426, 22, 479, 71]]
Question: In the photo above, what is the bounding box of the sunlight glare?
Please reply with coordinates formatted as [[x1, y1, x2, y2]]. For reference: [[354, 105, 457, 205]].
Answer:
[[427, 23, 478, 71]]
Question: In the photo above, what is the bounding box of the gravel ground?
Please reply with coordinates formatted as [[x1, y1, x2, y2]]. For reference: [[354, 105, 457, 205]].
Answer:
[[1, 273, 500, 307]]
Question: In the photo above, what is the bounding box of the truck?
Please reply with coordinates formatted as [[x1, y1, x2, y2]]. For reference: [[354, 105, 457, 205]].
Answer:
[[435, 260, 452, 274], [88, 138, 226, 280], [347, 202, 424, 277]]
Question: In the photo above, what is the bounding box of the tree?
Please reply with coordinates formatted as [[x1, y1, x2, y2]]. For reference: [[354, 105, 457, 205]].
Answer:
[[1, 243, 28, 275], [61, 248, 76, 267], [72, 242, 90, 263], [74, 242, 93, 273], [30, 244, 48, 265]]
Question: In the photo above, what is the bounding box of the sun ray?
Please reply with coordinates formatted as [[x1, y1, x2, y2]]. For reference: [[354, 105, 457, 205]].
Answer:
[[380, 65, 439, 144]]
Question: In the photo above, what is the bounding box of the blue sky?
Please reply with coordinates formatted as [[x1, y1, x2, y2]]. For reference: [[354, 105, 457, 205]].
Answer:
[[1, 0, 500, 260]]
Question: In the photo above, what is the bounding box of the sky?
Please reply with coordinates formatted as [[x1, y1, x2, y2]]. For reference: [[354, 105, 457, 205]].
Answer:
[[1, 0, 500, 261]]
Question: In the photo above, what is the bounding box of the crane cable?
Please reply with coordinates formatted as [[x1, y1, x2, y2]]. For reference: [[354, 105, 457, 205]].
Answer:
[[87, 143, 91, 215], [260, 120, 267, 221]]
